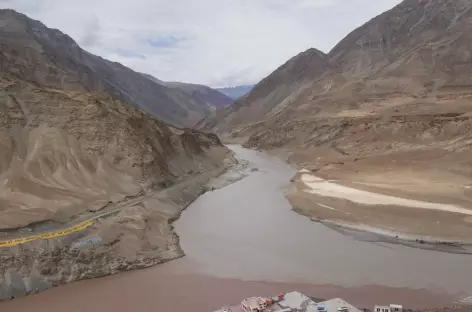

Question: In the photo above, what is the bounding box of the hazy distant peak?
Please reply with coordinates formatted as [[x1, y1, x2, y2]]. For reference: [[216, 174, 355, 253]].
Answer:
[[216, 85, 254, 100]]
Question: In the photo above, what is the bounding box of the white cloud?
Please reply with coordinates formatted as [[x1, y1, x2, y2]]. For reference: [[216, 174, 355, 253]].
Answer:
[[296, 0, 337, 9], [0, 0, 402, 87]]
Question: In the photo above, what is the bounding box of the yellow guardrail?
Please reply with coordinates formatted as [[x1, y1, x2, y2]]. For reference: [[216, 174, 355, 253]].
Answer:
[[0, 220, 94, 248]]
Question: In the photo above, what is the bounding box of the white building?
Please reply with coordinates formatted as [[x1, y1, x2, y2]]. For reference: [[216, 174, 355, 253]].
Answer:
[[241, 297, 268, 312], [374, 304, 403, 312], [390, 304, 403, 312]]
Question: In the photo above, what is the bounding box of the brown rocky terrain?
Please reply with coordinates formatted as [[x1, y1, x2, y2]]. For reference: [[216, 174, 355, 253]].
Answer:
[[199, 0, 472, 242], [0, 9, 227, 128], [0, 70, 237, 299], [0, 78, 232, 228], [200, 48, 333, 133], [0, 10, 240, 300]]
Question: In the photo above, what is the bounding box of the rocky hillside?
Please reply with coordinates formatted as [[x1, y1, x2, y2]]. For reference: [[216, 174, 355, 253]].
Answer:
[[199, 48, 332, 132], [200, 0, 472, 154], [0, 66, 236, 296], [0, 10, 238, 299], [328, 0, 472, 95], [199, 0, 472, 237], [0, 9, 215, 128], [203, 0, 472, 134], [0, 76, 230, 226]]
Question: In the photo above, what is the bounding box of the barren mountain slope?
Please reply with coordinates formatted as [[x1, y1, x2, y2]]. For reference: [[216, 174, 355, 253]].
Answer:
[[206, 0, 472, 134], [0, 76, 232, 227], [328, 0, 472, 95], [198, 48, 334, 132], [0, 72, 236, 298], [160, 81, 234, 108], [203, 0, 472, 241], [0, 9, 213, 127], [0, 68, 235, 298], [0, 9, 240, 299], [140, 73, 234, 109]]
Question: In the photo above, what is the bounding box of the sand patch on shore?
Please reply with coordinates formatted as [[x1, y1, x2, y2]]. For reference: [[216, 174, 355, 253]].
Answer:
[[287, 169, 472, 246], [300, 174, 472, 216]]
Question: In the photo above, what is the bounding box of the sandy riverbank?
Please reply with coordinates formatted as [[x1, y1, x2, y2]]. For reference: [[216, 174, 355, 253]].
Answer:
[[287, 169, 472, 251]]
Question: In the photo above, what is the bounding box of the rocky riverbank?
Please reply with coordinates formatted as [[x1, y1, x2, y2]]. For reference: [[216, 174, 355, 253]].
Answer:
[[0, 148, 247, 300]]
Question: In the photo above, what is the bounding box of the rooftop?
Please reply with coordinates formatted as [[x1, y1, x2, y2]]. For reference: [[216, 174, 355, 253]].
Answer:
[[215, 291, 362, 312]]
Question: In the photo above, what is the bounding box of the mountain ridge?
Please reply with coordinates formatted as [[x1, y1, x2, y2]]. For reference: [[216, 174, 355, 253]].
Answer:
[[202, 0, 472, 134], [0, 8, 236, 298], [139, 73, 234, 108], [199, 47, 334, 133], [0, 9, 216, 128], [198, 0, 472, 242]]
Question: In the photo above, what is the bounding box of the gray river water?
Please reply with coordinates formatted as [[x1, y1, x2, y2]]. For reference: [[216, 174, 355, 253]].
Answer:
[[174, 145, 472, 294], [2, 145, 472, 312]]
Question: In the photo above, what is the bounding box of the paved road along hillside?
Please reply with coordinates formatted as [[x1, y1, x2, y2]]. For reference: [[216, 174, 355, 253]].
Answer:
[[0, 220, 94, 248]]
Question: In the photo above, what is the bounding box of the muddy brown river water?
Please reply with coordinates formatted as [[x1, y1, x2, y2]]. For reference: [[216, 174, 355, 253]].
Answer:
[[2, 145, 472, 312]]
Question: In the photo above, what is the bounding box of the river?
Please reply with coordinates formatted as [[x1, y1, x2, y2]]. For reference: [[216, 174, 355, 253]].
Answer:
[[2, 145, 472, 312]]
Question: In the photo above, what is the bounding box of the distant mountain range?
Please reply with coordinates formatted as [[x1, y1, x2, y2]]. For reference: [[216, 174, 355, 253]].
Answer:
[[140, 74, 233, 108], [216, 85, 254, 100]]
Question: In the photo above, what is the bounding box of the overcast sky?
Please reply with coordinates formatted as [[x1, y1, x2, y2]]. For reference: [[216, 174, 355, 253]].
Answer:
[[1, 0, 401, 87]]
